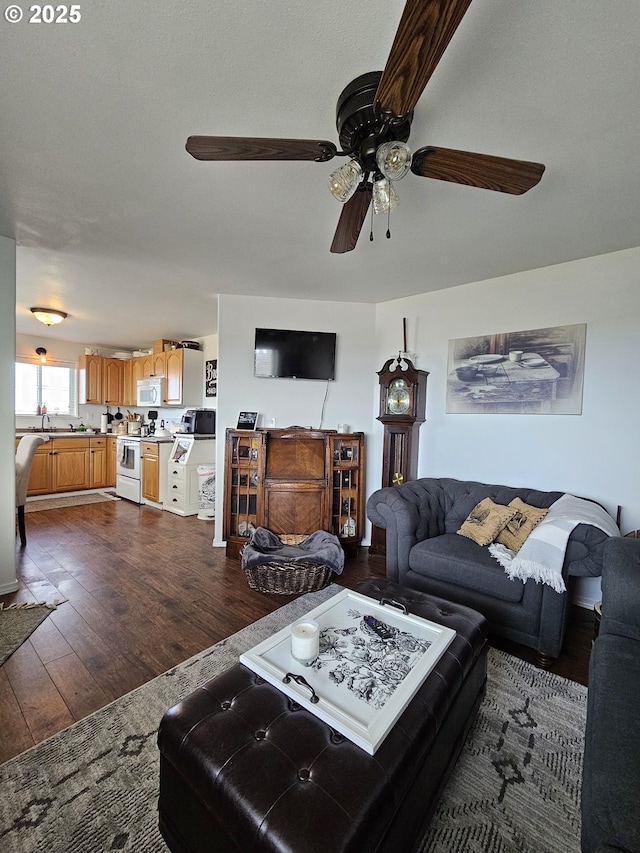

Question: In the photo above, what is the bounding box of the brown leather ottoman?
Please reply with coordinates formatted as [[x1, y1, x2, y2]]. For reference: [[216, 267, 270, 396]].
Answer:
[[157, 579, 488, 853]]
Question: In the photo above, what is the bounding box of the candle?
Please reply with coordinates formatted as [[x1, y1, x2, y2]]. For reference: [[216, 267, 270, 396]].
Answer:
[[290, 619, 319, 665]]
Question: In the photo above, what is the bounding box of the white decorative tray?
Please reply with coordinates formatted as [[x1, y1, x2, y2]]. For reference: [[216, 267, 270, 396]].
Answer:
[[240, 589, 456, 754]]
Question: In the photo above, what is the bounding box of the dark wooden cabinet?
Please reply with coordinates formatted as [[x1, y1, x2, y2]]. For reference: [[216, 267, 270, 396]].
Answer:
[[223, 428, 365, 559]]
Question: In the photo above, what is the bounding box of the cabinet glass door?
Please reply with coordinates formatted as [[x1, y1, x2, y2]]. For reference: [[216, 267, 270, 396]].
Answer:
[[331, 437, 360, 540]]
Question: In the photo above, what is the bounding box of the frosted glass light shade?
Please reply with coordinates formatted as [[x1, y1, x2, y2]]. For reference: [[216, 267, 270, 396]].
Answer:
[[328, 160, 364, 202], [376, 141, 412, 181], [30, 307, 67, 326], [372, 178, 399, 214]]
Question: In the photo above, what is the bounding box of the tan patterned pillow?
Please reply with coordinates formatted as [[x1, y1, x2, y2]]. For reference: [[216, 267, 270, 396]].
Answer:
[[495, 497, 549, 552], [457, 498, 517, 546]]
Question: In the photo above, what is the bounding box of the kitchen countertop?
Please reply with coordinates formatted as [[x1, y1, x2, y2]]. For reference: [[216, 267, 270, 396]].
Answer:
[[16, 431, 215, 441]]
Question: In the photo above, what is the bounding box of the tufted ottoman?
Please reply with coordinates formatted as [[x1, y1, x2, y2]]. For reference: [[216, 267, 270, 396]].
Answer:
[[157, 579, 488, 853]]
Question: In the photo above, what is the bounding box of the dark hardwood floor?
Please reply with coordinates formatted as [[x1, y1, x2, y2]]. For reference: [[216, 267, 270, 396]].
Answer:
[[1, 498, 595, 764]]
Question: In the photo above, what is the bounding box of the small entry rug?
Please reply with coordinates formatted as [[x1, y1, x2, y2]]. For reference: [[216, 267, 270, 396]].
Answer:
[[25, 492, 120, 512], [0, 585, 586, 853], [0, 602, 59, 666]]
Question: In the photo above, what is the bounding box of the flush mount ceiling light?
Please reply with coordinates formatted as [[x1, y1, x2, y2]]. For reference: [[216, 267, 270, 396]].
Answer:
[[30, 307, 67, 326], [35, 347, 47, 363]]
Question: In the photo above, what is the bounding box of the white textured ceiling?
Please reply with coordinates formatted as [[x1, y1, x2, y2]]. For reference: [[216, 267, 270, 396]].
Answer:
[[2, 0, 638, 350]]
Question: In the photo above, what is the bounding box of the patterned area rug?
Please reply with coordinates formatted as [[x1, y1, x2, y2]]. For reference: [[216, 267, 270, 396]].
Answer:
[[0, 585, 586, 853], [25, 492, 120, 512], [0, 603, 58, 666]]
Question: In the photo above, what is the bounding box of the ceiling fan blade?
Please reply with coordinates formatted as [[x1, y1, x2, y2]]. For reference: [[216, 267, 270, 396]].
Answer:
[[330, 188, 372, 254], [411, 146, 545, 194], [375, 0, 474, 117], [186, 136, 337, 162]]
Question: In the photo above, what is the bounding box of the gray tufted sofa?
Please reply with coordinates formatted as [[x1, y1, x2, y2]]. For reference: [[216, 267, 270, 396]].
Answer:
[[366, 477, 613, 665], [581, 536, 640, 853]]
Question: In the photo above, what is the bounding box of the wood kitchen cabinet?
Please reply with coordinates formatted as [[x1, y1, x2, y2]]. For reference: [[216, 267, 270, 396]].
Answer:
[[102, 358, 124, 406], [78, 355, 103, 405], [78, 355, 124, 405], [223, 428, 365, 559], [164, 348, 203, 405], [23, 436, 110, 495], [51, 438, 91, 492], [141, 441, 160, 503], [24, 442, 54, 495], [107, 436, 117, 486], [89, 436, 108, 489], [122, 359, 134, 407]]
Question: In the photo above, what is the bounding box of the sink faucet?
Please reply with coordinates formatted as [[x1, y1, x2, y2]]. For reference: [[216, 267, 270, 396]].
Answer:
[[42, 413, 50, 431]]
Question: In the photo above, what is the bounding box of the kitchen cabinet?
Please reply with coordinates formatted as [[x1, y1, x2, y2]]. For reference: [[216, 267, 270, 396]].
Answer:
[[24, 441, 53, 496], [107, 436, 117, 486], [141, 441, 160, 503], [223, 428, 365, 559], [102, 359, 124, 406], [141, 440, 172, 505], [89, 436, 108, 489], [164, 348, 203, 406], [152, 352, 166, 378], [51, 437, 90, 492], [78, 355, 103, 405], [78, 355, 124, 405], [129, 348, 203, 406], [122, 359, 134, 407], [22, 435, 112, 495]]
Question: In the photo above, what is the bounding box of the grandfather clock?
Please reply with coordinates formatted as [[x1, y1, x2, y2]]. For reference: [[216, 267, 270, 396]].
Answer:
[[369, 355, 429, 556]]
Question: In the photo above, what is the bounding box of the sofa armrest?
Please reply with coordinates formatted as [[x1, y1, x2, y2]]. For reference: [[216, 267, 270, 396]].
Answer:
[[366, 487, 422, 582], [600, 537, 640, 641]]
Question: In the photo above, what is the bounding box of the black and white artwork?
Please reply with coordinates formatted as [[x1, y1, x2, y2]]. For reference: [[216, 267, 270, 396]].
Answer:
[[205, 359, 217, 397], [310, 608, 432, 710], [446, 323, 586, 414]]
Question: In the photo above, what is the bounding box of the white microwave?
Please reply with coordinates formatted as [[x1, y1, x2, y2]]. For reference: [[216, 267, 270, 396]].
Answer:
[[137, 377, 165, 407]]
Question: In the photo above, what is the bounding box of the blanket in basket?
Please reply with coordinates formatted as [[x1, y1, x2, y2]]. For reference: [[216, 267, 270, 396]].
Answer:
[[241, 528, 345, 575], [489, 494, 620, 592]]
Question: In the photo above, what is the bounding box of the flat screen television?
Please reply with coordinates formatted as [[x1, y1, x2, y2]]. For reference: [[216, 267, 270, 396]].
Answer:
[[254, 328, 336, 381]]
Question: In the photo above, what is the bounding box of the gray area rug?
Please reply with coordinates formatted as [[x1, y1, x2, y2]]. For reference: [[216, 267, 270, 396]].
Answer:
[[0, 603, 57, 666], [0, 584, 586, 852], [25, 492, 120, 512]]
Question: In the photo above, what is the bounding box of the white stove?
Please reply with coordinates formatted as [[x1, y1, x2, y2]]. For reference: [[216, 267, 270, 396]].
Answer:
[[116, 436, 142, 503]]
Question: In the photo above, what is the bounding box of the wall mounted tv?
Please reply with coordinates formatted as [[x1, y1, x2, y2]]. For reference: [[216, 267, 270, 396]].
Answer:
[[254, 328, 336, 381]]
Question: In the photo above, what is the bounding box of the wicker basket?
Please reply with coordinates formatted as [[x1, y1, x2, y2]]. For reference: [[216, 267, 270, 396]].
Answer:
[[243, 534, 333, 595]]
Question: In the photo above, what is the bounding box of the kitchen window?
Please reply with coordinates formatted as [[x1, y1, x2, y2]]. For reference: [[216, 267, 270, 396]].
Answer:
[[15, 360, 77, 416]]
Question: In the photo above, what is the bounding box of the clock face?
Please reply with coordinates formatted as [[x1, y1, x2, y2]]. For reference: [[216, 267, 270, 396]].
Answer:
[[386, 378, 411, 415]]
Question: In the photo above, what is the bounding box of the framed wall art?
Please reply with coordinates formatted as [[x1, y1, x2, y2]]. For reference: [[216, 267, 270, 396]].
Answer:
[[205, 359, 217, 397], [446, 323, 586, 415]]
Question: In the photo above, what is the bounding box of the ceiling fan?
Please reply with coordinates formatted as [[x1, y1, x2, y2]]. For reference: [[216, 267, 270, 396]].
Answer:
[[186, 0, 545, 254]]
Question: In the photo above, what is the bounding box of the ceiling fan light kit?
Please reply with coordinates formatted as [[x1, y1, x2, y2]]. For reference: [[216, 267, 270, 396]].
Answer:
[[328, 160, 364, 203], [372, 178, 399, 215], [186, 0, 545, 254], [376, 141, 412, 181]]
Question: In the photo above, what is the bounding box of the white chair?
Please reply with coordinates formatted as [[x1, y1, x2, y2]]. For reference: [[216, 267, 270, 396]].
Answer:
[[16, 434, 49, 547]]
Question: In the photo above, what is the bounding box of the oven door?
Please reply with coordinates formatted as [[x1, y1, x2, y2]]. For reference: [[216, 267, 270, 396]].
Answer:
[[116, 439, 141, 479]]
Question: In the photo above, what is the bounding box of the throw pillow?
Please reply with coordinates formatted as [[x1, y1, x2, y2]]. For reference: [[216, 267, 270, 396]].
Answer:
[[457, 498, 517, 546], [495, 497, 549, 552]]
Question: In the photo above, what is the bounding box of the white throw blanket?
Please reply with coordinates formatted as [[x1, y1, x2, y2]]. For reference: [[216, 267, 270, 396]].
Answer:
[[489, 493, 620, 592]]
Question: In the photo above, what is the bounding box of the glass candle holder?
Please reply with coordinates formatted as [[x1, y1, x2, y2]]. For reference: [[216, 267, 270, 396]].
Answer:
[[290, 619, 320, 666]]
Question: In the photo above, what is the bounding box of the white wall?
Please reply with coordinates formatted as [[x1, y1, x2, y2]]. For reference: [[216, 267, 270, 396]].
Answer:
[[0, 236, 18, 593], [373, 247, 640, 606], [214, 294, 377, 544]]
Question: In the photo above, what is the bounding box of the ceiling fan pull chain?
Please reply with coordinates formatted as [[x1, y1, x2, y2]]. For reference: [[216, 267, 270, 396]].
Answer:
[[369, 200, 374, 241], [386, 206, 391, 240]]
